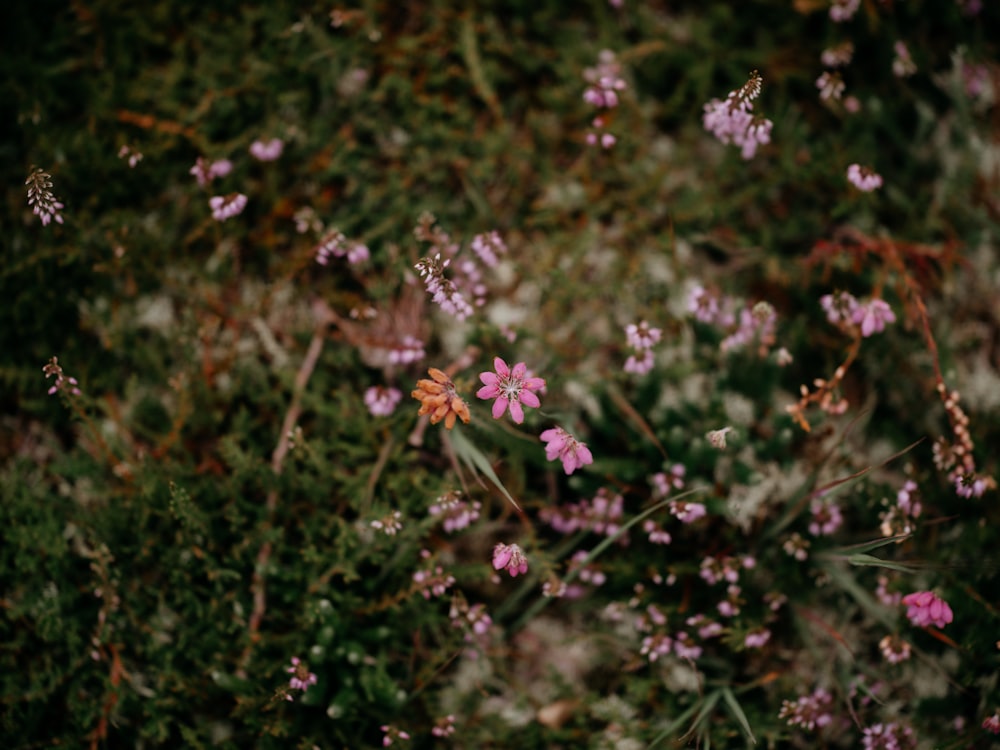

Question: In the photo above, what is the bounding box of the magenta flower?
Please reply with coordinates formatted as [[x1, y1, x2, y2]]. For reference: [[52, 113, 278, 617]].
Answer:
[[901, 591, 953, 628], [540, 426, 593, 475], [851, 298, 896, 337], [846, 163, 883, 192], [364, 386, 402, 417], [476, 357, 545, 424], [492, 542, 528, 577]]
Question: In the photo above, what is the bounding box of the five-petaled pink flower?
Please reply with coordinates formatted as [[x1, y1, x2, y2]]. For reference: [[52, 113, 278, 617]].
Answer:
[[477, 357, 545, 424], [540, 426, 594, 475], [492, 542, 528, 577], [901, 591, 953, 628]]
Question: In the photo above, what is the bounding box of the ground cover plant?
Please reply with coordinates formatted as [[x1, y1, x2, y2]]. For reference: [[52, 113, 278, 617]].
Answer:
[[3, 0, 1000, 747]]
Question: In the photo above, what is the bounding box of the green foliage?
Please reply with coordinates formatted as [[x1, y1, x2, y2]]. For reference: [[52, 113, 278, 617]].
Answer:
[[3, 0, 1000, 748]]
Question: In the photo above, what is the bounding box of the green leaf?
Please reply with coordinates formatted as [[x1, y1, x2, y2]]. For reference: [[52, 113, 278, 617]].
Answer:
[[449, 427, 521, 511], [845, 553, 917, 574], [721, 687, 757, 745]]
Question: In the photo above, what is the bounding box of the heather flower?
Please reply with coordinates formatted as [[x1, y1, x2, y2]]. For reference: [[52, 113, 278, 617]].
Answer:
[[249, 137, 284, 161], [892, 42, 916, 78], [469, 230, 507, 267], [651, 464, 686, 496], [449, 598, 493, 655], [643, 519, 671, 544], [673, 631, 702, 660], [387, 335, 425, 365], [808, 499, 843, 536], [370, 510, 403, 535], [744, 628, 771, 649], [876, 576, 902, 607], [852, 298, 896, 337], [286, 657, 318, 693], [117, 145, 143, 168], [702, 70, 773, 159], [364, 386, 403, 417], [896, 480, 921, 517], [315, 229, 369, 265], [583, 49, 627, 109], [411, 368, 471, 429], [492, 542, 528, 577], [670, 500, 706, 524], [861, 722, 916, 750], [209, 193, 247, 221], [431, 715, 457, 738], [879, 634, 912, 664], [568, 550, 607, 588], [820, 290, 860, 326], [829, 0, 860, 22], [413, 559, 456, 599], [540, 426, 594, 475], [640, 632, 673, 662], [43, 357, 81, 396], [901, 590, 953, 628], [783, 532, 810, 561], [190, 157, 232, 187], [779, 687, 833, 731], [847, 163, 883, 192], [625, 320, 661, 350], [687, 284, 725, 324], [706, 427, 733, 449], [720, 302, 776, 354], [954, 472, 990, 498], [25, 168, 65, 226], [414, 253, 474, 320], [816, 71, 845, 101], [381, 725, 411, 747], [984, 711, 1000, 734], [429, 491, 481, 533], [821, 41, 854, 67], [476, 357, 545, 424]]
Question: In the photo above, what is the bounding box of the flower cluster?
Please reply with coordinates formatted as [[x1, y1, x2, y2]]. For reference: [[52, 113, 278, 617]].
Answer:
[[687, 286, 777, 356], [820, 291, 895, 337], [492, 542, 528, 577], [429, 491, 481, 533], [808, 499, 843, 537], [623, 321, 661, 375], [829, 0, 861, 22], [861, 722, 916, 750], [380, 725, 411, 747], [847, 163, 884, 192], [285, 657, 318, 696], [702, 70, 773, 159], [315, 229, 369, 265], [43, 357, 81, 396], [583, 49, 626, 149], [778, 687, 834, 731], [901, 591, 953, 628], [209, 193, 247, 221], [364, 386, 403, 417], [190, 157, 232, 187], [249, 137, 284, 161], [413, 553, 456, 599], [117, 145, 143, 168], [878, 634, 911, 664], [892, 42, 916, 78], [411, 368, 471, 429], [25, 168, 65, 226], [541, 487, 625, 537], [816, 71, 845, 101], [370, 510, 403, 536], [540, 426, 593, 475]]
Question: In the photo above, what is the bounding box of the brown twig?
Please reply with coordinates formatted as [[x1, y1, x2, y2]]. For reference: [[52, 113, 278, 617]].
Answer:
[[237, 302, 332, 677]]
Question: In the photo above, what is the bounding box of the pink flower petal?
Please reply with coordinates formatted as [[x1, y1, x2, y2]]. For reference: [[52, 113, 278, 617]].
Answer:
[[492, 397, 508, 420]]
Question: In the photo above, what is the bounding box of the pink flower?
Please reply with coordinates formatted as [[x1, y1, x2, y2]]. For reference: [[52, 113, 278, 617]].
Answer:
[[249, 137, 284, 161], [829, 0, 860, 22], [540, 426, 594, 475], [190, 157, 232, 187], [364, 386, 403, 417], [286, 656, 318, 693], [744, 628, 771, 649], [847, 163, 883, 192], [808, 500, 843, 536], [851, 298, 896, 337], [702, 71, 773, 160], [901, 591, 953, 628], [492, 542, 528, 577], [983, 712, 1000, 734], [209, 193, 247, 221], [476, 357, 545, 424]]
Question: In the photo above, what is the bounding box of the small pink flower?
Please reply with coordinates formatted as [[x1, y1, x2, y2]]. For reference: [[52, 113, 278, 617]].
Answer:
[[808, 500, 843, 536], [286, 656, 318, 693], [744, 628, 771, 649], [476, 357, 545, 424], [829, 0, 860, 22], [492, 542, 528, 577], [209, 193, 247, 221], [901, 590, 953, 628], [364, 386, 403, 417], [983, 711, 1000, 735], [540, 426, 594, 475], [847, 163, 883, 192], [250, 137, 284, 161], [190, 157, 232, 187], [851, 298, 896, 338]]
